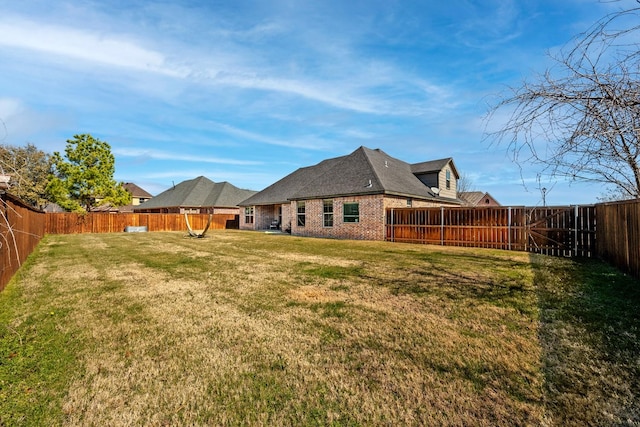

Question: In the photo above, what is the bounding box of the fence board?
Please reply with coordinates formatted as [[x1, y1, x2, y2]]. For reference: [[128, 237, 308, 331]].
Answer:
[[44, 212, 239, 234], [0, 193, 45, 291], [596, 199, 640, 278], [386, 205, 597, 258]]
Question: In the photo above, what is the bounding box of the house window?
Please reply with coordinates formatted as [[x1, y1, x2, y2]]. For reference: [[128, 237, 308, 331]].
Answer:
[[244, 207, 254, 224], [446, 170, 451, 190], [297, 201, 306, 227], [323, 199, 333, 227], [407, 198, 412, 207], [343, 203, 359, 223]]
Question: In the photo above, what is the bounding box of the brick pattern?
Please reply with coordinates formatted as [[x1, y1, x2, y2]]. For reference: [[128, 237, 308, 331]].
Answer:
[[290, 195, 384, 240]]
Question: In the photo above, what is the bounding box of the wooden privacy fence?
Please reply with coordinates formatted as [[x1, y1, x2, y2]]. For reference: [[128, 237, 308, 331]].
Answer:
[[0, 193, 45, 292], [45, 212, 239, 234], [596, 199, 640, 278], [386, 206, 597, 257]]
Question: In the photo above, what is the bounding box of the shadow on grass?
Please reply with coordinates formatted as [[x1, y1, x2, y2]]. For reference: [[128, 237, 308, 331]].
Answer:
[[532, 255, 640, 425], [374, 252, 537, 316]]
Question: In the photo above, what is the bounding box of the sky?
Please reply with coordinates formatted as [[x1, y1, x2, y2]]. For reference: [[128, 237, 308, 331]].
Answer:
[[0, 0, 634, 206]]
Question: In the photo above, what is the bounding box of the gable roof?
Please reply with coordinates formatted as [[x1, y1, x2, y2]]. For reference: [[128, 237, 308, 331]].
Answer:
[[123, 182, 153, 198], [240, 146, 461, 206], [134, 176, 256, 210], [459, 191, 501, 206], [411, 157, 459, 178]]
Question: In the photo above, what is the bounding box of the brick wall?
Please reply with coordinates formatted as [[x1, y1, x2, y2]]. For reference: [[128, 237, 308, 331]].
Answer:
[[384, 197, 444, 209], [239, 204, 292, 231], [240, 196, 458, 239], [291, 195, 386, 240], [213, 207, 241, 215], [239, 206, 257, 230]]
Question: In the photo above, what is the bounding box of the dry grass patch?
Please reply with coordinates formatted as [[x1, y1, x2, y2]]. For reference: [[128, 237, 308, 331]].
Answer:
[[1, 230, 638, 426]]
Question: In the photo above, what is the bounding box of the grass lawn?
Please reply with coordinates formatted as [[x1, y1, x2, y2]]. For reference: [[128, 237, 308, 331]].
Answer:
[[1, 230, 639, 426]]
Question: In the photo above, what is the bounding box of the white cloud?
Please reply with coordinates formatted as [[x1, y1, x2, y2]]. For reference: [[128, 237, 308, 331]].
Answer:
[[206, 121, 334, 150], [113, 147, 263, 166], [0, 98, 23, 118], [0, 17, 188, 77], [0, 98, 69, 147], [0, 9, 457, 118]]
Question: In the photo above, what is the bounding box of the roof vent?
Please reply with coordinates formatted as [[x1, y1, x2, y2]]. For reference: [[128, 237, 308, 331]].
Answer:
[[365, 179, 372, 188], [384, 161, 388, 168]]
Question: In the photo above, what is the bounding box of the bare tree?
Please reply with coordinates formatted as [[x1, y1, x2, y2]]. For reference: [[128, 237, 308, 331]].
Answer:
[[456, 172, 476, 197], [485, 2, 640, 200]]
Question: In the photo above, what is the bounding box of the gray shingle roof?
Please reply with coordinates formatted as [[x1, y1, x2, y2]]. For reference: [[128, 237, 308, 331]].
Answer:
[[240, 146, 461, 205], [411, 157, 459, 178], [134, 176, 256, 210]]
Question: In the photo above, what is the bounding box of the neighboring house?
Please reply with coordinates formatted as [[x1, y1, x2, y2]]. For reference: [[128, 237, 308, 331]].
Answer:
[[117, 182, 154, 212], [42, 202, 65, 213], [239, 146, 461, 240], [459, 191, 501, 207], [133, 176, 256, 214], [123, 182, 153, 206]]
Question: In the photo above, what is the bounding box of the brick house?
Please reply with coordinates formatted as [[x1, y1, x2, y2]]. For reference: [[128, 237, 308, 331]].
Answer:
[[134, 176, 256, 214], [238, 146, 461, 240]]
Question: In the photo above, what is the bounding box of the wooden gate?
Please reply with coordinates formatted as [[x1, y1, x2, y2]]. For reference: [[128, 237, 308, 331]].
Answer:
[[524, 206, 596, 257], [385, 206, 596, 257]]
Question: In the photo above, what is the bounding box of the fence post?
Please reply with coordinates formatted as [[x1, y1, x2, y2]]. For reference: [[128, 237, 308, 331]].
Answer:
[[574, 205, 579, 257], [440, 206, 444, 246], [524, 208, 529, 253], [508, 206, 512, 251]]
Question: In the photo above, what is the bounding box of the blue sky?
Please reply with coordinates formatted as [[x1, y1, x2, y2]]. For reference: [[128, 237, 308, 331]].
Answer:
[[0, 0, 632, 205]]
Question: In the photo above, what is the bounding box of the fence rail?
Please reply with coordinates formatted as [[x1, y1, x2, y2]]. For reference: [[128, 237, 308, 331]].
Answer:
[[386, 205, 597, 258], [44, 212, 239, 234], [0, 193, 46, 292]]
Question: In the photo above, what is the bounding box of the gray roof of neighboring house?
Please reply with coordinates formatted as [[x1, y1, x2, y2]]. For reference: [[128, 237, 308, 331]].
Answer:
[[240, 146, 461, 206], [133, 176, 256, 210]]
